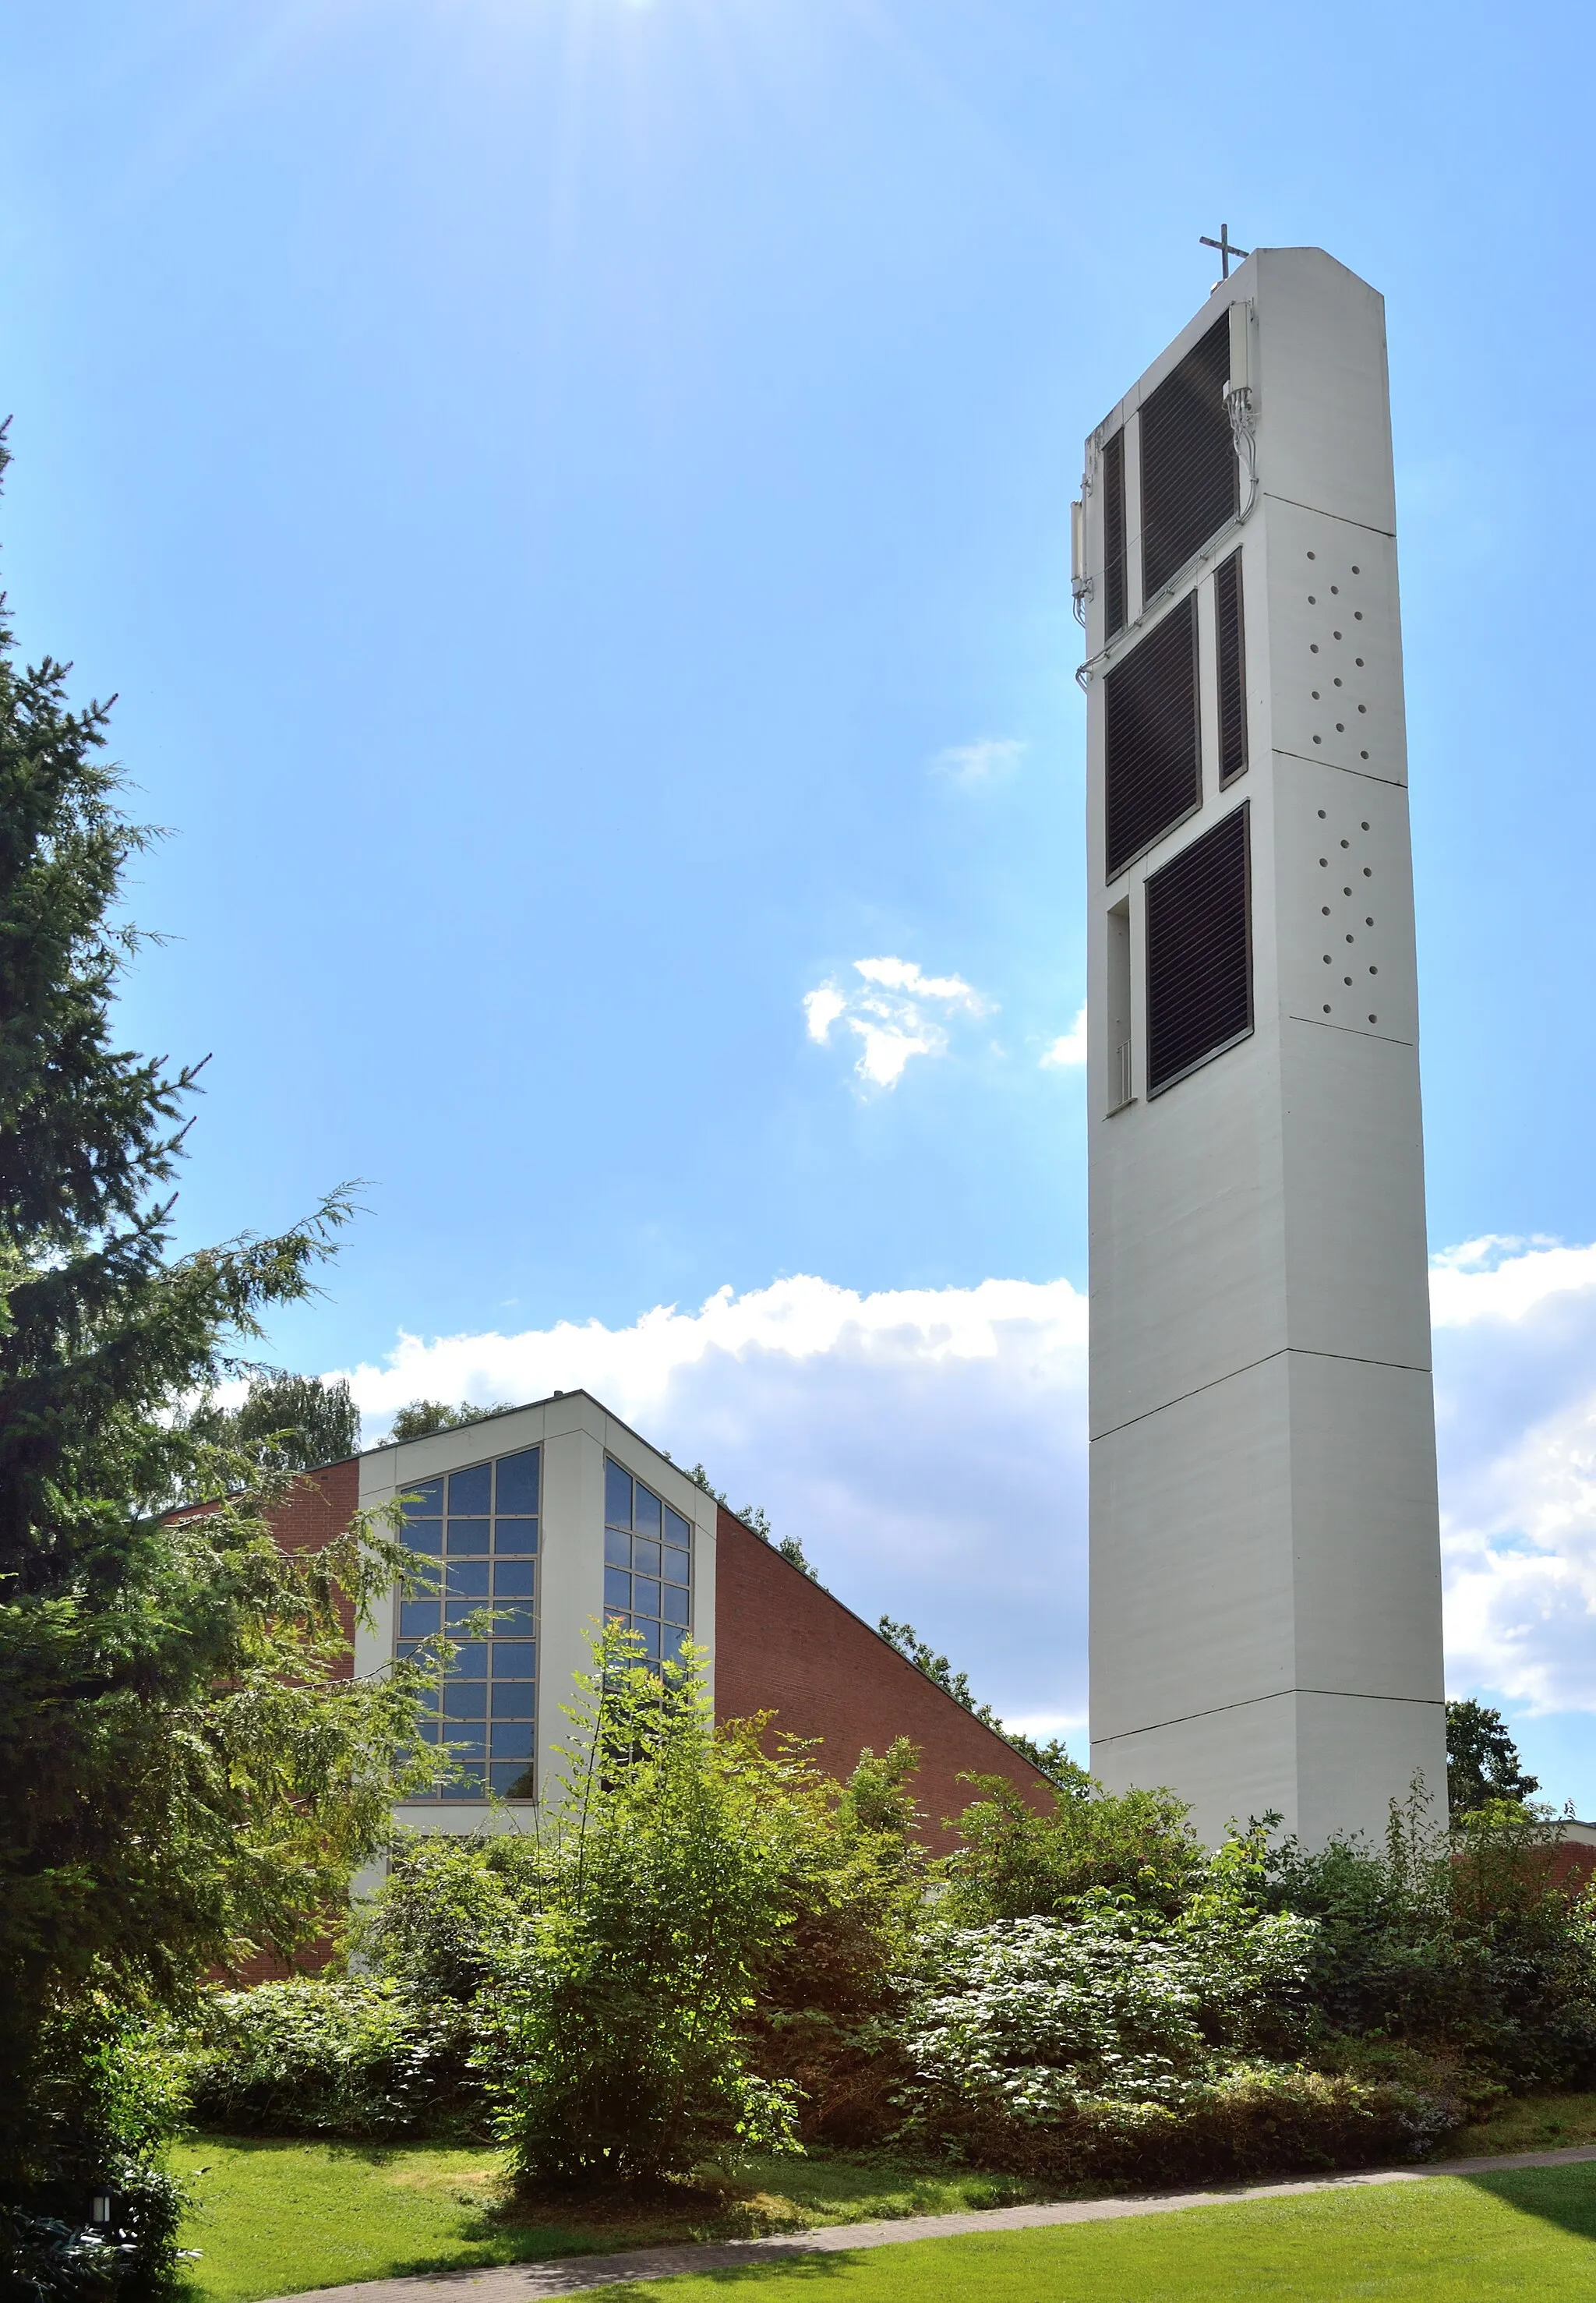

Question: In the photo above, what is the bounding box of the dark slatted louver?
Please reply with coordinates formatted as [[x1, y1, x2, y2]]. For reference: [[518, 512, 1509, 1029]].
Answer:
[[1103, 594, 1200, 881], [1140, 315, 1236, 599], [1146, 804, 1252, 1096], [1102, 429, 1126, 638], [1215, 549, 1247, 784]]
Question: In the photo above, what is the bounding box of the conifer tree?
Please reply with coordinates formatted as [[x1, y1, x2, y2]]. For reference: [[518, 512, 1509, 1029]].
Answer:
[[0, 431, 426, 2284]]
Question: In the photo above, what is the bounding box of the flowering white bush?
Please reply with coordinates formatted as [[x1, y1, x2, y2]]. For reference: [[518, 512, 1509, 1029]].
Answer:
[[901, 1895, 1319, 2124]]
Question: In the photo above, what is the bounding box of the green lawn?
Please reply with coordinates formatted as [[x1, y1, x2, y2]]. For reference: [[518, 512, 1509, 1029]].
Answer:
[[171, 2139, 1047, 2303], [580, 2167, 1596, 2301], [173, 2140, 1596, 2303]]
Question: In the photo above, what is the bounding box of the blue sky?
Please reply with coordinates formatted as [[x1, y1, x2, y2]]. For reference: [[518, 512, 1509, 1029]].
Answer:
[[5, 0, 1596, 1810]]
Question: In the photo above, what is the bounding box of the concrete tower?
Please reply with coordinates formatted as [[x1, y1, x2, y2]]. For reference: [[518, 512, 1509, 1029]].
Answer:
[[1079, 246, 1446, 1848]]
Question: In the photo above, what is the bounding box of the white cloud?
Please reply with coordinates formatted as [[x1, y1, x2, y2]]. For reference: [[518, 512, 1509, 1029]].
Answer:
[[802, 985, 848, 1044], [802, 955, 990, 1089], [329, 1230, 1596, 1761], [1430, 1237, 1596, 1714], [932, 736, 1025, 787], [337, 1273, 1089, 1733], [1040, 1005, 1088, 1068], [852, 956, 979, 1001], [1429, 1235, 1593, 1326]]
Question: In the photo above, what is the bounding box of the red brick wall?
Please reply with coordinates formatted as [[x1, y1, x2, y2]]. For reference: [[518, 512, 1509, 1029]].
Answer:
[[265, 1458, 361, 1666], [1545, 1840, 1596, 1895], [712, 1504, 1053, 1849]]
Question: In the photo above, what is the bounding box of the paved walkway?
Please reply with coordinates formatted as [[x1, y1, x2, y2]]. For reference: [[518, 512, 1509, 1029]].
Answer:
[[259, 2141, 1596, 2303]]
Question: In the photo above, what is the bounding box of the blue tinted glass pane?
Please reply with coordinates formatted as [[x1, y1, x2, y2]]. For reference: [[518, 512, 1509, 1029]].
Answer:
[[631, 1578, 661, 1619], [662, 1545, 690, 1587], [443, 1726, 488, 1761], [496, 1449, 540, 1514], [448, 1642, 489, 1680], [403, 1477, 444, 1517], [452, 1768, 488, 1799], [632, 1538, 662, 1577], [448, 1463, 493, 1516], [447, 1518, 489, 1555], [444, 1599, 487, 1630], [491, 1641, 537, 1677], [490, 1722, 535, 1760], [443, 1683, 488, 1719], [446, 1560, 490, 1598], [604, 1567, 631, 1610], [415, 1718, 441, 1744], [400, 1600, 441, 1637], [493, 1518, 538, 1554], [493, 1559, 536, 1598], [605, 1459, 632, 1528], [404, 1519, 443, 1557], [662, 1584, 690, 1627], [604, 1526, 630, 1567], [634, 1485, 662, 1538], [490, 1683, 536, 1718], [493, 1605, 535, 1637], [662, 1625, 689, 1663], [664, 1506, 691, 1547], [490, 1761, 537, 1798], [633, 1616, 662, 1658]]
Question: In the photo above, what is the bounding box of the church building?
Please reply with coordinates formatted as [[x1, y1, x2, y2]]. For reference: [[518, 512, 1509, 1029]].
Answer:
[[266, 1387, 1047, 1848]]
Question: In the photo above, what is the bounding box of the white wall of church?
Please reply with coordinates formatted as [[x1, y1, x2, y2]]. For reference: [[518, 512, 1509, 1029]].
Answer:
[[352, 1390, 718, 1833]]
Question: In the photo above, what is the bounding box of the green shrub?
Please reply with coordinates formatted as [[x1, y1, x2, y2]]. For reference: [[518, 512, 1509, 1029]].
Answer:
[[352, 1831, 540, 2004], [747, 1740, 927, 2146], [473, 1629, 808, 2185], [941, 1773, 1207, 1923], [895, 1903, 1457, 2180], [348, 1726, 925, 2160], [182, 1980, 475, 2139], [0, 1998, 189, 2300], [122, 1712, 1596, 2197], [901, 1900, 1317, 2118], [1253, 1799, 1596, 2090]]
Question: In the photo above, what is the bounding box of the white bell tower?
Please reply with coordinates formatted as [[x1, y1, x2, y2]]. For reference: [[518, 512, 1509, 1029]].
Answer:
[[1079, 245, 1446, 1848]]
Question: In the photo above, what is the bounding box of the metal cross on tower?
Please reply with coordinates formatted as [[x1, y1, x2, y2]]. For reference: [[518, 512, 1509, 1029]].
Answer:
[[1200, 224, 1250, 279]]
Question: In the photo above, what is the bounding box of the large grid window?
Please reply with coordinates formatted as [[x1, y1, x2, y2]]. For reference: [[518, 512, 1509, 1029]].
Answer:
[[396, 1446, 540, 1803], [604, 1459, 692, 1665]]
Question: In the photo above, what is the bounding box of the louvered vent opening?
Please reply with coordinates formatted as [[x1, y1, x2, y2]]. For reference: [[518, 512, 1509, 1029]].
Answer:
[[1140, 314, 1236, 599], [1103, 594, 1200, 881], [1146, 804, 1252, 1096], [1102, 429, 1127, 638], [1215, 549, 1248, 785]]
